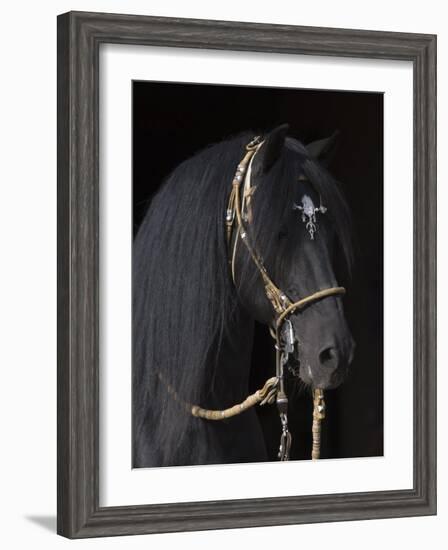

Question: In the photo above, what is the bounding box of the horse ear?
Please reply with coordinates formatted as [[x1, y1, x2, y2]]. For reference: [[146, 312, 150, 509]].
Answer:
[[259, 123, 289, 173], [306, 131, 339, 166]]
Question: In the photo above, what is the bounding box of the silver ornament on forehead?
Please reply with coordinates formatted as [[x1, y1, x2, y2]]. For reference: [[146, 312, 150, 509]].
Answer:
[[293, 194, 327, 240]]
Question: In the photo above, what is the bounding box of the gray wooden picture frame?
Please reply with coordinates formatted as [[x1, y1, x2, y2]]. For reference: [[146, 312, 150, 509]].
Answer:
[[57, 10, 437, 539]]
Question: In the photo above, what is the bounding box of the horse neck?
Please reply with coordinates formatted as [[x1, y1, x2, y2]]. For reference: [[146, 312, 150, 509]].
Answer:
[[206, 310, 255, 405]]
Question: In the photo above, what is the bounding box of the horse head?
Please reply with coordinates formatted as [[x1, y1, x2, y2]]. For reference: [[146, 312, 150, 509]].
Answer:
[[231, 124, 355, 391]]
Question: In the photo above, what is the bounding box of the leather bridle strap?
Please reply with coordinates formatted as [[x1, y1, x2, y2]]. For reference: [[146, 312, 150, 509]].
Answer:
[[227, 137, 345, 319], [227, 138, 293, 314]]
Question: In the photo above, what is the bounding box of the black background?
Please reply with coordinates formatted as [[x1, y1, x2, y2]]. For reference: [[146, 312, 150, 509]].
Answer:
[[133, 81, 383, 461]]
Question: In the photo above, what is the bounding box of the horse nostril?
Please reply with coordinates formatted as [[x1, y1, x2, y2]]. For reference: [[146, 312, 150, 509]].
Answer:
[[319, 346, 338, 368]]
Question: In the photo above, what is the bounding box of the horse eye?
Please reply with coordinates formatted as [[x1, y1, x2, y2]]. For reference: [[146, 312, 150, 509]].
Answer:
[[278, 229, 288, 240]]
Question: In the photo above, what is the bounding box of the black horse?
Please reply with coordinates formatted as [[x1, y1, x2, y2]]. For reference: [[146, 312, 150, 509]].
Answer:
[[133, 124, 355, 467]]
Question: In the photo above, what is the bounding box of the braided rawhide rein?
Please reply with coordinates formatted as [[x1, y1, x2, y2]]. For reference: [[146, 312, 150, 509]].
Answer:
[[193, 385, 326, 461], [158, 373, 325, 460], [159, 372, 325, 460], [312, 388, 326, 460], [159, 372, 279, 419]]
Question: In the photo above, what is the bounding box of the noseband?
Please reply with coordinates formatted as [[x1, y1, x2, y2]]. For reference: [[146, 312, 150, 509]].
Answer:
[[171, 136, 346, 461]]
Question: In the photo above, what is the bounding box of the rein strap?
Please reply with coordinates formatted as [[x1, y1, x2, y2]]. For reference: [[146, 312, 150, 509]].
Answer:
[[191, 377, 279, 420]]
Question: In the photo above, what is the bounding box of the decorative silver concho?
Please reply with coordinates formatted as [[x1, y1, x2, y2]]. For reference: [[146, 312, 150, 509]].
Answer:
[[293, 194, 327, 240]]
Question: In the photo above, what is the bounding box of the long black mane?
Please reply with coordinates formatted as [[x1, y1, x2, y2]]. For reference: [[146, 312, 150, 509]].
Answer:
[[133, 131, 352, 466]]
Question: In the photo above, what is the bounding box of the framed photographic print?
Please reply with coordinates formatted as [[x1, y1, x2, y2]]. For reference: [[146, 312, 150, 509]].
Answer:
[[57, 11, 436, 538]]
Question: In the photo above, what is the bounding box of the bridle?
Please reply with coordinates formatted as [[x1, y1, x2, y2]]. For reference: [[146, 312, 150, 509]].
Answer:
[[224, 136, 346, 460], [162, 136, 346, 461]]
